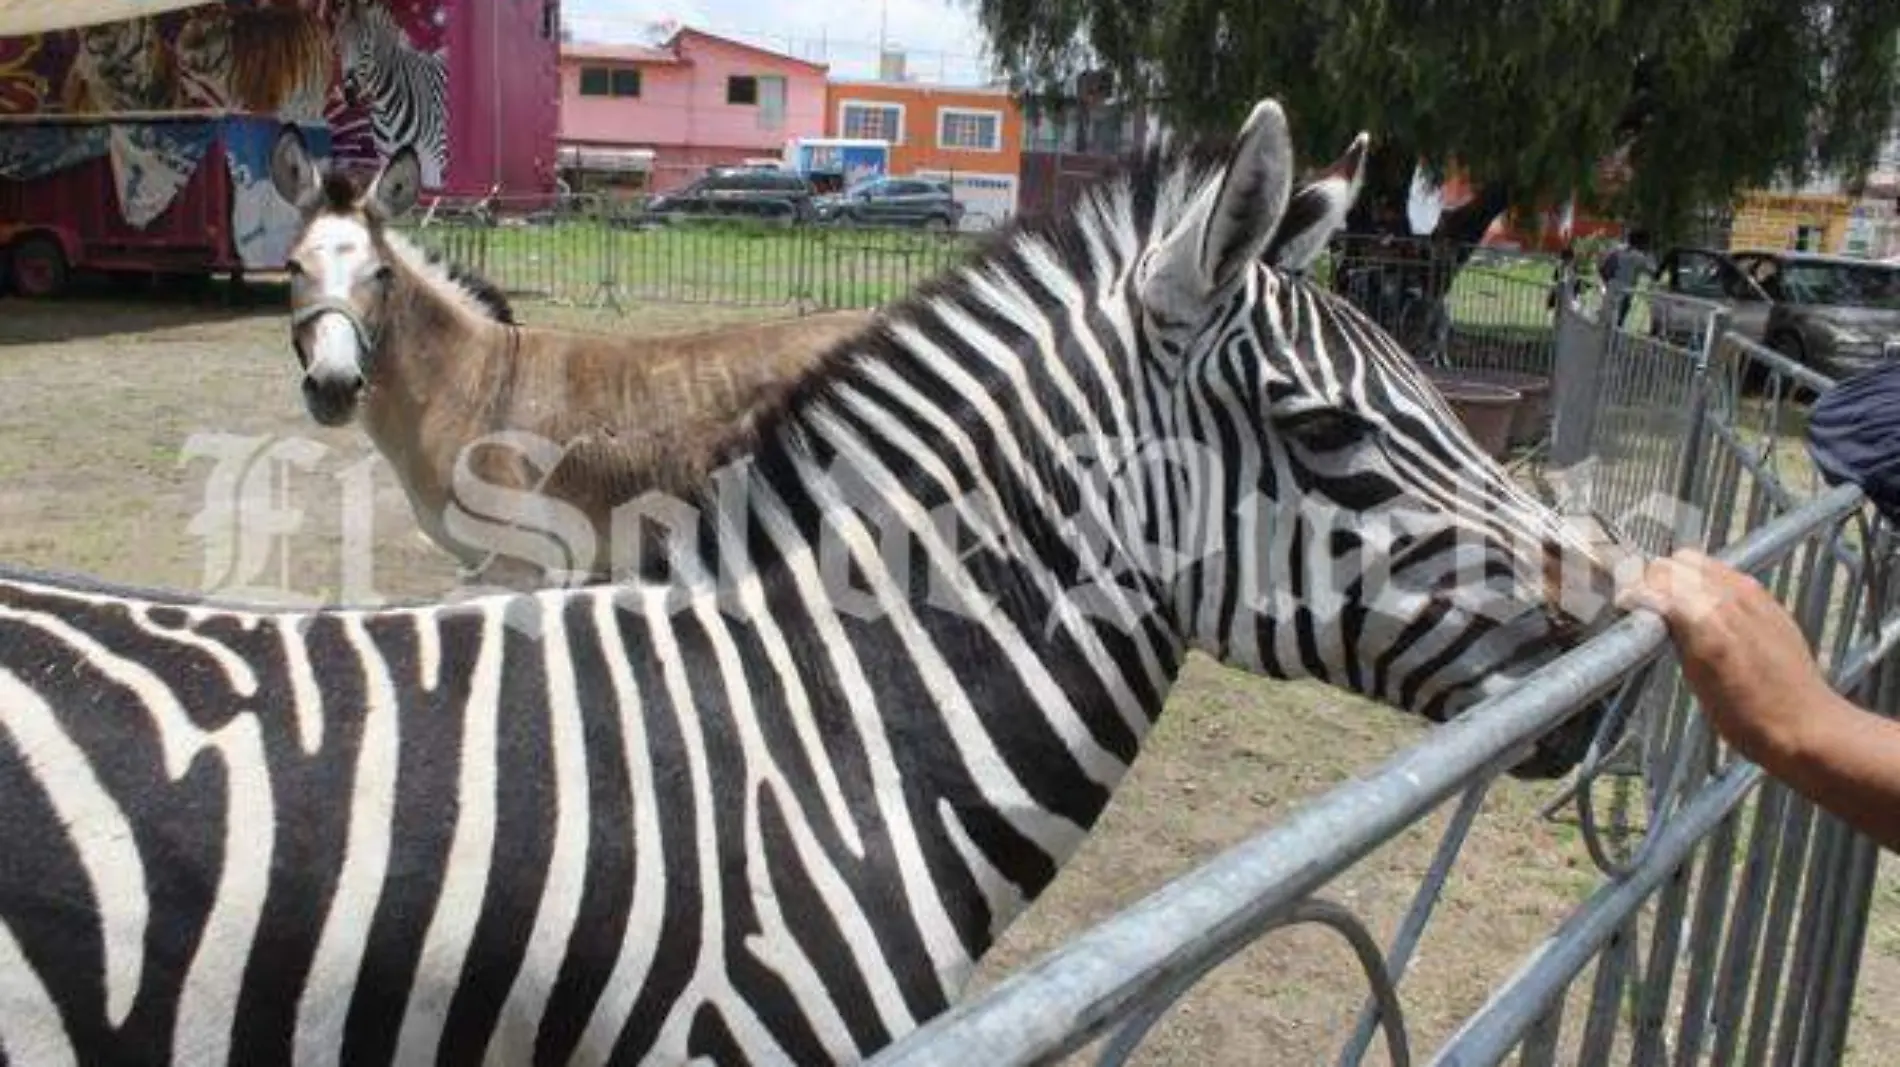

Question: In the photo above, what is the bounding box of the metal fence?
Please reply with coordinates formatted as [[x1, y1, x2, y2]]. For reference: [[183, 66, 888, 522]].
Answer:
[[1544, 291, 1717, 554], [867, 293, 1898, 1065], [398, 194, 982, 315], [407, 206, 1578, 363], [1315, 237, 1561, 375]]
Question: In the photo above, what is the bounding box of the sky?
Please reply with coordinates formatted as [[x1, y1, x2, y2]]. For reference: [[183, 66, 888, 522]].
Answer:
[[563, 0, 997, 86]]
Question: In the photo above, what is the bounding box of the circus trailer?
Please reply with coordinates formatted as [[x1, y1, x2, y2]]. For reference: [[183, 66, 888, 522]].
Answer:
[[0, 0, 560, 298]]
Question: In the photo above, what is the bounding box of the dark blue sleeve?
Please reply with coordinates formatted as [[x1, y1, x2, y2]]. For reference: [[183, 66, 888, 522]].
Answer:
[[1806, 360, 1900, 525]]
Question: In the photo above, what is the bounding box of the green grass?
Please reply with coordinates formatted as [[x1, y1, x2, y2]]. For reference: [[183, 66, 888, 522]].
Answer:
[[1448, 262, 1556, 331]]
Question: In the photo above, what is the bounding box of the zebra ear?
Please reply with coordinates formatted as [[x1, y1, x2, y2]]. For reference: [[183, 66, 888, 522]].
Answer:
[[1142, 99, 1294, 307], [365, 147, 422, 219], [1267, 132, 1370, 272], [269, 125, 319, 209]]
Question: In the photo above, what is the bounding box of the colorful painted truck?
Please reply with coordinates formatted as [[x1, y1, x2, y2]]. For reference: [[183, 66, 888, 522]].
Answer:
[[0, 0, 560, 297]]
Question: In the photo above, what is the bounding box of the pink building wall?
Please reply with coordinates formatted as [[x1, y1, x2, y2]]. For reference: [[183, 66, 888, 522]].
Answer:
[[559, 30, 827, 188], [560, 48, 695, 146]]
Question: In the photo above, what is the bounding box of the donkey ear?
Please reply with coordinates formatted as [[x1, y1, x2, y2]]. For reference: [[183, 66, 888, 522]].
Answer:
[[365, 146, 422, 218], [1267, 132, 1370, 272], [1142, 99, 1295, 307], [269, 125, 318, 207]]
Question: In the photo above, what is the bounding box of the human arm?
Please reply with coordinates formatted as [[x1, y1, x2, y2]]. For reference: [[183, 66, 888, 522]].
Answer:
[[1620, 549, 1900, 853]]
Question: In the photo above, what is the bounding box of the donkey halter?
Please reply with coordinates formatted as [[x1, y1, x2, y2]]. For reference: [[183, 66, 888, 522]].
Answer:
[[289, 296, 382, 372]]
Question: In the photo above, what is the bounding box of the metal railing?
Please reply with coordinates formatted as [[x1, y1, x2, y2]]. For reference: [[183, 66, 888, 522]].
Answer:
[[1315, 236, 1562, 377], [405, 209, 1578, 370], [869, 298, 1897, 1066], [397, 193, 982, 316]]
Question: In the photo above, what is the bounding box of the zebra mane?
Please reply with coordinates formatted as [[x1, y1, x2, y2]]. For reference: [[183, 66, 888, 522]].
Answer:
[[708, 131, 1240, 470]]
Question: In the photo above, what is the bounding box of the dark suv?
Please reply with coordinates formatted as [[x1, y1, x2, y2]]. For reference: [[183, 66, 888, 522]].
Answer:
[[644, 169, 817, 225], [812, 177, 965, 230]]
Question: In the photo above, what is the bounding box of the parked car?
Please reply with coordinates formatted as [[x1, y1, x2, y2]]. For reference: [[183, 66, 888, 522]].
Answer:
[[643, 169, 817, 225], [812, 177, 965, 230], [1652, 248, 1900, 381]]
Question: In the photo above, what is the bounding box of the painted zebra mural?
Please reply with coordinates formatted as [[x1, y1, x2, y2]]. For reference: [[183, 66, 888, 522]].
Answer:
[[0, 100, 1624, 1065], [336, 0, 448, 188]]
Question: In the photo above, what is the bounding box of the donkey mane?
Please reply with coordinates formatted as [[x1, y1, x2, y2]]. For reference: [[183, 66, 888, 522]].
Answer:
[[431, 251, 516, 324]]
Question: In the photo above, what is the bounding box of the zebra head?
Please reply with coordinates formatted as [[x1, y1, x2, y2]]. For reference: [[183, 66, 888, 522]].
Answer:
[[1119, 102, 1619, 778], [334, 0, 380, 107], [269, 126, 422, 427]]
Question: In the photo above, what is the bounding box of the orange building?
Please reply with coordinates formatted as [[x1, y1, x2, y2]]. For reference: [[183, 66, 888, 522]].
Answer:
[[823, 80, 1025, 226]]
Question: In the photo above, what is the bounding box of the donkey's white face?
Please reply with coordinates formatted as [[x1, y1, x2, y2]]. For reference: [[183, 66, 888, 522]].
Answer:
[[268, 127, 421, 427], [291, 213, 386, 423]]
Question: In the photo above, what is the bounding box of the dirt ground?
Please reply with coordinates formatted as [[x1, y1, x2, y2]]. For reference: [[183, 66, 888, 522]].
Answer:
[[2, 290, 1896, 1065]]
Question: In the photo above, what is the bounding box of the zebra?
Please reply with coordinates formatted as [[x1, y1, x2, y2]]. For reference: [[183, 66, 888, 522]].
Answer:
[[336, 0, 449, 187], [0, 99, 1622, 1065]]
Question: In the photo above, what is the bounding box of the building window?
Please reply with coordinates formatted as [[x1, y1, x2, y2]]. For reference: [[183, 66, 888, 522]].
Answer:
[[840, 100, 904, 143], [728, 75, 758, 106], [581, 67, 641, 98], [757, 75, 786, 130], [938, 107, 1002, 152]]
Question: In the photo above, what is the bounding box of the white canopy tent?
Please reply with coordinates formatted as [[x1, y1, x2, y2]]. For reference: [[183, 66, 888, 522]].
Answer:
[[0, 0, 215, 38]]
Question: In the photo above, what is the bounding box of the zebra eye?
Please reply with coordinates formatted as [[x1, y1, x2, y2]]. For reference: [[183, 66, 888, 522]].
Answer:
[[1275, 408, 1373, 452]]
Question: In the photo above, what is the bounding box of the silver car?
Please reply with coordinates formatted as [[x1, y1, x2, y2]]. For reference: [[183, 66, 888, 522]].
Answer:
[[1653, 248, 1900, 381]]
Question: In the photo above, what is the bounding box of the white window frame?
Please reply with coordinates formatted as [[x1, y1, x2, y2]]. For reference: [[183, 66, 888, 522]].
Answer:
[[936, 106, 1003, 153], [838, 99, 906, 145]]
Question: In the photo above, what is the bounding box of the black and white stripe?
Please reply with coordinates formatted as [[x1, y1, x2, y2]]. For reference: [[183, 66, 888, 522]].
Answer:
[[0, 102, 1615, 1064], [339, 3, 448, 185]]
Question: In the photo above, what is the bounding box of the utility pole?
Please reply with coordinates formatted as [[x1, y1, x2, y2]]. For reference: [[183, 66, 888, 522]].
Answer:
[[878, 0, 888, 61]]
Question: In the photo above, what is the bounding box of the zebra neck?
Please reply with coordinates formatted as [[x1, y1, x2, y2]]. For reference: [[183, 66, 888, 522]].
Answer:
[[684, 304, 1185, 955]]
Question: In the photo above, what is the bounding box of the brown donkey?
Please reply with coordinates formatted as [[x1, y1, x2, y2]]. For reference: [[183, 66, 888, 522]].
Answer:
[[268, 129, 872, 588]]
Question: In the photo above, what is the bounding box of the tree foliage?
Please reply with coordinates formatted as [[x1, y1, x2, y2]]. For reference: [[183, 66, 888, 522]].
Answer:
[[973, 0, 1900, 241]]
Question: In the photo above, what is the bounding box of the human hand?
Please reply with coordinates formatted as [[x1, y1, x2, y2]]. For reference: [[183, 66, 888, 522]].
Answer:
[[1616, 549, 1833, 762]]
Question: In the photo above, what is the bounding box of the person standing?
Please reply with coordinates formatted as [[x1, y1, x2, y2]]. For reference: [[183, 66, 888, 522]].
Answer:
[[1598, 229, 1658, 328]]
